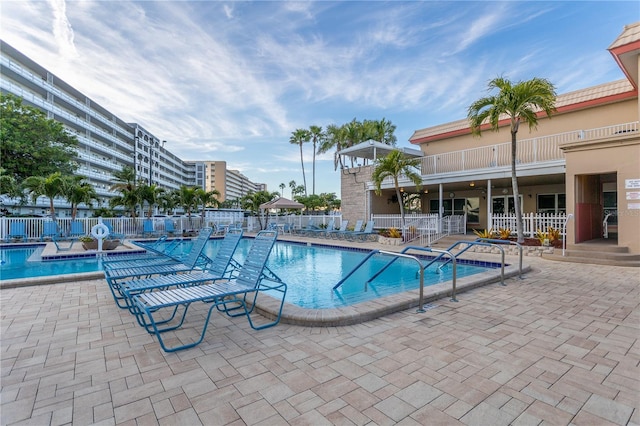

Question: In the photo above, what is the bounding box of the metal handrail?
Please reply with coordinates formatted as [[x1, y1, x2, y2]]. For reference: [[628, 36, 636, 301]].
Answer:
[[332, 250, 380, 290], [474, 238, 523, 279], [433, 241, 505, 286], [378, 249, 458, 309]]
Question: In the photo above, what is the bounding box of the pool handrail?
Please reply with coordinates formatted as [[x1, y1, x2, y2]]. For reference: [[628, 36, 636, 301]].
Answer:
[[365, 245, 439, 284], [474, 238, 523, 279], [431, 241, 505, 286], [332, 249, 380, 290], [332, 248, 459, 308], [378, 249, 458, 308]]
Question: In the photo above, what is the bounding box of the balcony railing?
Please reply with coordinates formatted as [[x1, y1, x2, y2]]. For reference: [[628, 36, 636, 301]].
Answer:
[[419, 121, 638, 176]]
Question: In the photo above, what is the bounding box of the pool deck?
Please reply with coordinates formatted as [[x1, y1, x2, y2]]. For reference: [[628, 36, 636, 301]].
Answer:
[[1, 234, 639, 425]]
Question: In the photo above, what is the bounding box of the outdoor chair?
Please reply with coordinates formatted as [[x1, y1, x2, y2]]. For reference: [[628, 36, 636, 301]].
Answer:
[[324, 220, 348, 239], [164, 219, 176, 235], [104, 227, 214, 308], [142, 219, 156, 237], [69, 220, 85, 238], [335, 220, 363, 240], [103, 235, 187, 270], [6, 222, 27, 242], [104, 221, 126, 241], [40, 221, 62, 241], [296, 219, 318, 236], [307, 219, 334, 238], [346, 221, 376, 242], [116, 230, 244, 314], [130, 229, 286, 352]]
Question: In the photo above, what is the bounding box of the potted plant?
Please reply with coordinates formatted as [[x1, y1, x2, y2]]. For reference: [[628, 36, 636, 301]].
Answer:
[[79, 235, 120, 250], [378, 228, 403, 246]]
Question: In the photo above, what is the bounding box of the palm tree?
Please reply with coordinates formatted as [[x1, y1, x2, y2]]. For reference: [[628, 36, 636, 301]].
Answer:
[[64, 175, 98, 220], [109, 166, 140, 217], [308, 125, 324, 195], [138, 184, 164, 218], [289, 128, 310, 195], [288, 180, 297, 198], [371, 118, 397, 146], [279, 182, 286, 196], [468, 76, 556, 243], [22, 172, 66, 220], [371, 150, 422, 241], [240, 190, 277, 230], [196, 188, 221, 219], [177, 186, 199, 230], [319, 124, 347, 170]]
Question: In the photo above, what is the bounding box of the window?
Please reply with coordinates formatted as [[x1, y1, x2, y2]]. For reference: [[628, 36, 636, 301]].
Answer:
[[492, 196, 523, 214], [429, 197, 478, 222], [537, 193, 565, 214]]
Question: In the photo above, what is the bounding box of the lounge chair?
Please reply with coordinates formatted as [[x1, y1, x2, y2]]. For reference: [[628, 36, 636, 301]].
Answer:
[[69, 220, 85, 238], [104, 221, 126, 241], [307, 219, 334, 238], [142, 219, 156, 237], [324, 220, 348, 239], [104, 227, 214, 308], [164, 219, 176, 235], [335, 220, 363, 240], [115, 231, 244, 313], [103, 235, 187, 270], [40, 221, 61, 241], [6, 222, 28, 242], [346, 221, 376, 242], [296, 219, 318, 236], [130, 229, 286, 352]]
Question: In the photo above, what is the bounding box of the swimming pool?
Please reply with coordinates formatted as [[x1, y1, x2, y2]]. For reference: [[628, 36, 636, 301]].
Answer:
[[0, 239, 497, 309]]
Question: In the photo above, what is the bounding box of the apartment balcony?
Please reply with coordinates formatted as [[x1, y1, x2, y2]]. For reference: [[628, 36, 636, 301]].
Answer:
[[424, 121, 637, 175], [375, 121, 638, 190]]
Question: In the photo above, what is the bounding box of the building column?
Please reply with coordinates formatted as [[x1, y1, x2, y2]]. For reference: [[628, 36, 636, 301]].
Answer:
[[486, 179, 492, 230]]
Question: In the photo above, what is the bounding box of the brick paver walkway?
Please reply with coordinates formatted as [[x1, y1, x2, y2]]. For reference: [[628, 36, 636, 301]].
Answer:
[[1, 257, 639, 425]]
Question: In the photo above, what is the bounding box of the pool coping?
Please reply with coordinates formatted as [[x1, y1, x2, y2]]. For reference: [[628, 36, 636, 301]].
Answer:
[[253, 261, 529, 327]]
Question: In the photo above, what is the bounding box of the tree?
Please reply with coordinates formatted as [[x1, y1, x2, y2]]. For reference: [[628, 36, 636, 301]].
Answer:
[[289, 128, 310, 195], [288, 180, 297, 198], [195, 188, 221, 219], [138, 184, 164, 218], [1, 94, 78, 181], [308, 125, 324, 195], [64, 175, 98, 220], [371, 150, 422, 241], [468, 76, 556, 243], [22, 172, 67, 220], [319, 124, 347, 170], [240, 190, 277, 230], [109, 166, 140, 217], [279, 183, 286, 196]]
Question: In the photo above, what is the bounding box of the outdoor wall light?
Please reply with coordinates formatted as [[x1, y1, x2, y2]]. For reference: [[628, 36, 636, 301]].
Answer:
[[469, 181, 475, 187], [449, 192, 455, 198]]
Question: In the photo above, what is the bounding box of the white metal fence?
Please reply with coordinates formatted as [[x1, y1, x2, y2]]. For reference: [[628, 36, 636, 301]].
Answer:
[[490, 213, 568, 238], [246, 214, 342, 232]]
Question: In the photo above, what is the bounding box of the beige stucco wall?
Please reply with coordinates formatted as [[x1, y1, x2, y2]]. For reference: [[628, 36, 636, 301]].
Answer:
[[563, 135, 640, 254], [414, 99, 638, 155]]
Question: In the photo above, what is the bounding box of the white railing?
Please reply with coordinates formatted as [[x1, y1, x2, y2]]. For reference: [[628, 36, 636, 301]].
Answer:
[[419, 122, 638, 176], [490, 213, 567, 238], [0, 216, 212, 241], [246, 214, 342, 232]]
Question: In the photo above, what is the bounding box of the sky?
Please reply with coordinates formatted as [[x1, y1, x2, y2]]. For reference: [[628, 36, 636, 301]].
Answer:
[[0, 1, 636, 198]]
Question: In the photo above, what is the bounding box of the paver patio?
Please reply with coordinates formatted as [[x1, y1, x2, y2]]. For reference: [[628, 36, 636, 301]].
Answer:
[[1, 251, 639, 425]]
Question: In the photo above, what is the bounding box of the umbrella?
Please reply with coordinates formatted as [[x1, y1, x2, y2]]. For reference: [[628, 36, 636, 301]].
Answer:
[[260, 197, 304, 210]]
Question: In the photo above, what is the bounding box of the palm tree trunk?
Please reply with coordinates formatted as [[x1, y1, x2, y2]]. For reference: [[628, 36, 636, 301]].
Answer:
[[395, 179, 406, 242], [312, 140, 316, 195], [299, 144, 307, 195], [511, 131, 524, 243], [49, 198, 56, 221]]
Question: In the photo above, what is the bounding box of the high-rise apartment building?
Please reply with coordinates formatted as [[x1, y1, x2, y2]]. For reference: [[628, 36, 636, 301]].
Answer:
[[0, 41, 264, 216], [187, 161, 265, 204]]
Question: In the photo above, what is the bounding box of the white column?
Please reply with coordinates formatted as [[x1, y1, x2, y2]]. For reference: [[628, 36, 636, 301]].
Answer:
[[438, 184, 444, 219], [486, 179, 492, 230]]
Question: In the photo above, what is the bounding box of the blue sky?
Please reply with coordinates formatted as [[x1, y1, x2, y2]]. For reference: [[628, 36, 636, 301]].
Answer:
[[1, 1, 635, 198]]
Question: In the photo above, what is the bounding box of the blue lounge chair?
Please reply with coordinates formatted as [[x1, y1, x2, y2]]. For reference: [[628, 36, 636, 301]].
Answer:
[[307, 219, 334, 238], [116, 231, 244, 313], [104, 227, 214, 308], [69, 220, 85, 238], [324, 220, 348, 239], [103, 221, 126, 241], [164, 219, 176, 235], [346, 221, 376, 242], [142, 219, 156, 237], [296, 219, 318, 235], [131, 229, 286, 352], [40, 221, 61, 241], [6, 222, 28, 242], [335, 220, 363, 240], [103, 236, 187, 270]]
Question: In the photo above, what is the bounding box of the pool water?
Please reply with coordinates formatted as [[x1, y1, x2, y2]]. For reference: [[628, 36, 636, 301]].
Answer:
[[0, 240, 494, 308]]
